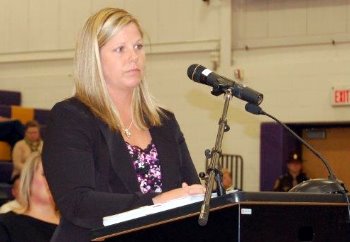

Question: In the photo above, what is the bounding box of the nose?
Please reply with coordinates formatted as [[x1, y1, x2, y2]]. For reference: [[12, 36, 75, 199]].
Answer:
[[129, 48, 139, 63]]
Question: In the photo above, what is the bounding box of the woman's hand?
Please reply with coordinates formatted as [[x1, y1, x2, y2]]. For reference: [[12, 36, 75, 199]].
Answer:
[[152, 182, 206, 204]]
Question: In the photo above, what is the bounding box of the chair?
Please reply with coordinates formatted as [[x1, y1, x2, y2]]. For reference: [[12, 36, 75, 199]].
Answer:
[[0, 90, 21, 106], [205, 153, 244, 190], [0, 161, 14, 205]]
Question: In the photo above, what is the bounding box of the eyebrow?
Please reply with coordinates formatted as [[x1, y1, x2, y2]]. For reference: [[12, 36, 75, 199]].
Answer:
[[114, 38, 143, 45]]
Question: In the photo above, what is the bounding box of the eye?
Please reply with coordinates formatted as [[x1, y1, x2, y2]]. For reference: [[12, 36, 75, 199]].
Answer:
[[114, 46, 124, 53], [135, 43, 144, 50]]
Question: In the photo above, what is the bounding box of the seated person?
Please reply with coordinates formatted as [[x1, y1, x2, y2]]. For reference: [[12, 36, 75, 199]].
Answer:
[[0, 174, 21, 213], [0, 152, 59, 242], [273, 151, 309, 192], [222, 168, 234, 191], [12, 120, 43, 177]]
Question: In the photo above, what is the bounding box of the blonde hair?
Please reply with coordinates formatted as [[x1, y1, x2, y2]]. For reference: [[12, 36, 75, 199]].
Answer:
[[15, 152, 43, 213], [74, 7, 165, 131]]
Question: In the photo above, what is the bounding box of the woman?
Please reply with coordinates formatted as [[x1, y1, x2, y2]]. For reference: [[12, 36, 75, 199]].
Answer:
[[42, 7, 205, 241], [12, 120, 43, 177], [0, 152, 59, 242]]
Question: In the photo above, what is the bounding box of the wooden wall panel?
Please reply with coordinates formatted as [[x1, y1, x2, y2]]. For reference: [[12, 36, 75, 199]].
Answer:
[[302, 127, 350, 190], [7, 1, 30, 52], [59, 0, 92, 49], [268, 1, 307, 37], [124, 0, 158, 43], [92, 0, 122, 11], [0, 0, 220, 55], [0, 0, 11, 53], [307, 0, 347, 35], [157, 0, 195, 42], [28, 0, 60, 51], [232, 0, 350, 49], [192, 0, 220, 41]]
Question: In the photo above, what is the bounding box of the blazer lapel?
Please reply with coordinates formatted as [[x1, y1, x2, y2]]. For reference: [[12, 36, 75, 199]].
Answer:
[[97, 120, 140, 192], [151, 125, 180, 191]]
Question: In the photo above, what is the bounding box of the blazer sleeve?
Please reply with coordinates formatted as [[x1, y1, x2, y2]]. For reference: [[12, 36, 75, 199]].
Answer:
[[167, 112, 200, 185], [0, 222, 10, 242], [42, 100, 156, 229]]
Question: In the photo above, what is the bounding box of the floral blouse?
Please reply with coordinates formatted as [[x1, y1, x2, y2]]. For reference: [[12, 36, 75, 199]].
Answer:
[[126, 142, 163, 194]]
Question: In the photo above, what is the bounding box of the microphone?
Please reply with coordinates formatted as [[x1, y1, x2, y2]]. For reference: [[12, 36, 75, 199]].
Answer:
[[187, 64, 264, 105], [245, 103, 347, 194]]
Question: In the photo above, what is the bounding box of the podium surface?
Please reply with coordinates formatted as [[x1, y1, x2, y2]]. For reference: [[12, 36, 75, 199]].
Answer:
[[91, 191, 350, 242]]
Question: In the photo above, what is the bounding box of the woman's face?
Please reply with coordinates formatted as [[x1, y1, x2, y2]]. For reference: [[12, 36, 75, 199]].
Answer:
[[100, 22, 145, 93], [30, 162, 54, 205], [25, 127, 40, 142]]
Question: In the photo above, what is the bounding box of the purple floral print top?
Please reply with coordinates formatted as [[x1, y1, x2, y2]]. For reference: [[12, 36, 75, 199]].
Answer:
[[126, 142, 162, 194]]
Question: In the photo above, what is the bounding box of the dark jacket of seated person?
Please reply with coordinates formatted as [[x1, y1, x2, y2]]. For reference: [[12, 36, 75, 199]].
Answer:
[[273, 151, 309, 192], [0, 152, 59, 242]]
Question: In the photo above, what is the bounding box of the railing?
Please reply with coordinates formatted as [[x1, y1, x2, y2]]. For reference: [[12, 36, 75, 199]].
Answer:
[[205, 154, 244, 190]]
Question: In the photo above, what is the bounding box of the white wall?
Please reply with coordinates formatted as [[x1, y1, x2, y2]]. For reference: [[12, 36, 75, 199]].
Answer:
[[0, 0, 349, 191]]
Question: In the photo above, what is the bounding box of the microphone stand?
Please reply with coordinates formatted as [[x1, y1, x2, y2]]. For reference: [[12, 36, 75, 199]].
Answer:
[[198, 89, 232, 226]]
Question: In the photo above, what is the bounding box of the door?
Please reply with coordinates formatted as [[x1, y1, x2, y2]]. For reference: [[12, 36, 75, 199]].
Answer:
[[302, 127, 350, 190]]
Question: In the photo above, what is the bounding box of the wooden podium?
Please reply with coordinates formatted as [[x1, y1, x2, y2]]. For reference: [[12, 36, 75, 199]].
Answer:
[[90, 192, 350, 242]]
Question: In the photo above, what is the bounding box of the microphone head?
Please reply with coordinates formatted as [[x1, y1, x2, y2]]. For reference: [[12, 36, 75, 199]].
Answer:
[[245, 103, 263, 115], [187, 64, 263, 104], [187, 64, 206, 83]]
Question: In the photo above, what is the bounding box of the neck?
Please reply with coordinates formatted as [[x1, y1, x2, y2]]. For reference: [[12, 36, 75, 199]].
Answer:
[[289, 171, 300, 178], [108, 87, 133, 110], [25, 202, 59, 224], [25, 138, 41, 144], [108, 88, 134, 125], [24, 138, 41, 152]]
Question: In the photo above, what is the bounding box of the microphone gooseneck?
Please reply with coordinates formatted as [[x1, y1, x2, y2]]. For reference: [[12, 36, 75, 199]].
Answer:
[[245, 103, 342, 184], [245, 102, 350, 222]]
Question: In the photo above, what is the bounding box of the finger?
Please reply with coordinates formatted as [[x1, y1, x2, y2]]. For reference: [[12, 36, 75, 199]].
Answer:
[[188, 185, 206, 194], [182, 182, 189, 188]]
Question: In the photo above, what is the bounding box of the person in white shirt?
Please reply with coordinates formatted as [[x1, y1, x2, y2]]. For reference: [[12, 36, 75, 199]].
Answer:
[[12, 120, 43, 177]]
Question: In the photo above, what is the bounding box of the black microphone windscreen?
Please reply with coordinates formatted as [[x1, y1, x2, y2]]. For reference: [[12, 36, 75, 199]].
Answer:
[[187, 64, 205, 83]]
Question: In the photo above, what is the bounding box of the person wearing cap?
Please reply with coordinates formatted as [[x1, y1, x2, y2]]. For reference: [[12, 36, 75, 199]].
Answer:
[[273, 151, 309, 192]]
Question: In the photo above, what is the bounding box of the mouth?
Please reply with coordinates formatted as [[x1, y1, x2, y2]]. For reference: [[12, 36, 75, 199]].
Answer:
[[126, 68, 140, 73]]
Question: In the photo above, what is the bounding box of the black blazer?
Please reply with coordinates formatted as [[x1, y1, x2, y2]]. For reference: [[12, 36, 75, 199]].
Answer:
[[0, 212, 57, 242], [42, 97, 200, 242]]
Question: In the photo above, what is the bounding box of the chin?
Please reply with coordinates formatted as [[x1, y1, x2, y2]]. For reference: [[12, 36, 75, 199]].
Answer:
[[127, 78, 142, 88]]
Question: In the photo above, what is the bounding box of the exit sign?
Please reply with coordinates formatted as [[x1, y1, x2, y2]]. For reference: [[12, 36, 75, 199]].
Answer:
[[331, 86, 350, 106]]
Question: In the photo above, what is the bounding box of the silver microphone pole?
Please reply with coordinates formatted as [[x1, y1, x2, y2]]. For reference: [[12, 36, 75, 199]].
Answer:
[[198, 89, 232, 226]]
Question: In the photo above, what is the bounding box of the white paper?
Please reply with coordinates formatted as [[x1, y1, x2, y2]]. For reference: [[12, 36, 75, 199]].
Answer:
[[103, 193, 220, 226]]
